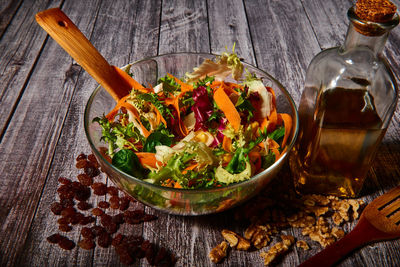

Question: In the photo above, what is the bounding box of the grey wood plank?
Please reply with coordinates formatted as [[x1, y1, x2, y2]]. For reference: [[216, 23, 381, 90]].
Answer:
[[0, 0, 23, 39], [207, 0, 256, 65], [158, 0, 209, 54], [0, 0, 60, 138], [18, 0, 162, 266]]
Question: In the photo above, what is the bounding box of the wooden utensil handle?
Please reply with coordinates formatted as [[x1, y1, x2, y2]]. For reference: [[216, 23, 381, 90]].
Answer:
[[299, 216, 387, 267], [35, 8, 129, 101]]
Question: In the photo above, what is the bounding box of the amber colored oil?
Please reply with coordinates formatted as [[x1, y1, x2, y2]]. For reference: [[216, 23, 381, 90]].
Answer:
[[290, 87, 386, 198]]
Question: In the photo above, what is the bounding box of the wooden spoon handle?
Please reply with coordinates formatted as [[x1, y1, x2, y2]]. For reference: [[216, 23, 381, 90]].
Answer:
[[35, 8, 130, 101], [299, 216, 386, 267]]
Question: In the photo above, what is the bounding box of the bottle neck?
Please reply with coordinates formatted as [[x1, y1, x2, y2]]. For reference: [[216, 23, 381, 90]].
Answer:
[[340, 6, 399, 56], [340, 23, 389, 55]]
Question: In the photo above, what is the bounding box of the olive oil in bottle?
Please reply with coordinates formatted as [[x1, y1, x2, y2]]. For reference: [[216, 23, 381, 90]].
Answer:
[[290, 1, 399, 197]]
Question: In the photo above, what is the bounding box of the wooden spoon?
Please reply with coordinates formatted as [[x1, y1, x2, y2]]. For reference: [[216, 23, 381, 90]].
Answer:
[[35, 8, 136, 102], [299, 185, 400, 267]]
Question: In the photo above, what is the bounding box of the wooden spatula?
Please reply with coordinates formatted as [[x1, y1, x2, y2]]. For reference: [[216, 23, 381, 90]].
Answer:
[[35, 8, 136, 102], [299, 185, 400, 267]]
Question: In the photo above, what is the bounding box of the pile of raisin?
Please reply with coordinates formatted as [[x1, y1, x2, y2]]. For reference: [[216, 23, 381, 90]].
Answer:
[[46, 153, 175, 266]]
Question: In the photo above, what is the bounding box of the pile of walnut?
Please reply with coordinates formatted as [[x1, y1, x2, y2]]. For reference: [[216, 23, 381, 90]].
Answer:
[[209, 175, 365, 266]]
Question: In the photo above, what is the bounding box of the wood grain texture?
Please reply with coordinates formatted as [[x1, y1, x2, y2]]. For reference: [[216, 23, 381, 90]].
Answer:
[[0, 0, 399, 266], [0, 0, 61, 136], [158, 0, 210, 54], [0, 0, 23, 39], [208, 0, 256, 65]]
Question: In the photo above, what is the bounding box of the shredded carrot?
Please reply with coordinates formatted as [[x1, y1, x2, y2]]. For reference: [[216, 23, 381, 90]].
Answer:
[[165, 93, 188, 136], [120, 102, 150, 137], [167, 73, 193, 93], [213, 86, 241, 132], [279, 113, 292, 148], [249, 152, 262, 173], [135, 152, 163, 168], [182, 163, 198, 174], [267, 138, 281, 160], [222, 136, 232, 152], [151, 103, 167, 126], [174, 182, 183, 189], [112, 66, 149, 93], [267, 108, 280, 132], [106, 95, 130, 120]]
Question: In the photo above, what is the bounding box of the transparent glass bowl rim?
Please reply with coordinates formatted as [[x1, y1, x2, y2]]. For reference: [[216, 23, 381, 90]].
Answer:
[[84, 52, 299, 194]]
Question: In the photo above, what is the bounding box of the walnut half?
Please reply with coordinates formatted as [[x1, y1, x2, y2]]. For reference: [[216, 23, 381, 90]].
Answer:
[[221, 229, 251, 251], [209, 241, 229, 263]]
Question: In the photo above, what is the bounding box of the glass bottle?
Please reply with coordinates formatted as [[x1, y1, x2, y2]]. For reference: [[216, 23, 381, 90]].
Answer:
[[289, 5, 399, 197]]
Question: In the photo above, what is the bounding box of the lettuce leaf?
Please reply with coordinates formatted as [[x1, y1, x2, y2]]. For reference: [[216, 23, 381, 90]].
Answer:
[[185, 46, 243, 84]]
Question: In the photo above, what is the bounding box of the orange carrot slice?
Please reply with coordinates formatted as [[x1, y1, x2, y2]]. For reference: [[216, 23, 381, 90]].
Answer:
[[167, 73, 193, 93], [182, 163, 198, 174], [135, 152, 163, 168], [106, 95, 130, 120], [213, 86, 241, 132], [279, 113, 292, 148], [222, 136, 232, 152], [121, 102, 150, 137]]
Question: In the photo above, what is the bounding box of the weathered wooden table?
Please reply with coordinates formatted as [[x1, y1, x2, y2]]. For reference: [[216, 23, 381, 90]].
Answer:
[[1, 0, 400, 266]]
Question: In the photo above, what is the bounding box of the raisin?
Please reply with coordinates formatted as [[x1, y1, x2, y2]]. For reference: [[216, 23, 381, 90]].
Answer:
[[77, 201, 91, 211], [76, 159, 88, 169], [119, 197, 130, 211], [117, 247, 134, 265], [69, 212, 83, 225], [110, 196, 120, 209], [57, 217, 69, 225], [59, 190, 75, 200], [112, 233, 124, 247], [92, 208, 103, 216], [77, 174, 93, 186], [143, 214, 158, 222], [58, 177, 72, 185], [98, 201, 110, 209], [47, 233, 62, 244], [154, 247, 168, 265], [100, 214, 112, 226], [104, 222, 118, 234], [142, 241, 155, 265], [124, 210, 145, 224], [78, 238, 95, 250], [112, 214, 124, 225], [92, 183, 107, 196], [61, 207, 76, 217], [57, 184, 71, 194], [97, 232, 112, 248], [50, 202, 63, 215], [91, 225, 106, 236], [80, 216, 95, 225], [76, 153, 87, 161], [107, 186, 119, 196], [60, 198, 75, 208], [58, 237, 75, 250], [58, 224, 72, 232], [80, 227, 94, 239], [84, 166, 100, 178], [88, 154, 99, 168]]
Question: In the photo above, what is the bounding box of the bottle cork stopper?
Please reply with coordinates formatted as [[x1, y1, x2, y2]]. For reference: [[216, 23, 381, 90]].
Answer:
[[355, 0, 397, 22]]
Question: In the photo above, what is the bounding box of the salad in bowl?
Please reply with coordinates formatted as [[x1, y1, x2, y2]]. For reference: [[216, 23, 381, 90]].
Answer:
[[85, 50, 298, 215]]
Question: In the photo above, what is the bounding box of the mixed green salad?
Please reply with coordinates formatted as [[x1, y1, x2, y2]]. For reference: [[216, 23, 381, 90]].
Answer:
[[94, 49, 292, 190]]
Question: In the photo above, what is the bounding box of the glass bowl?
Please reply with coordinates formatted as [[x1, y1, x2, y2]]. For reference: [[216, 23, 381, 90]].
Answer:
[[84, 53, 298, 215]]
